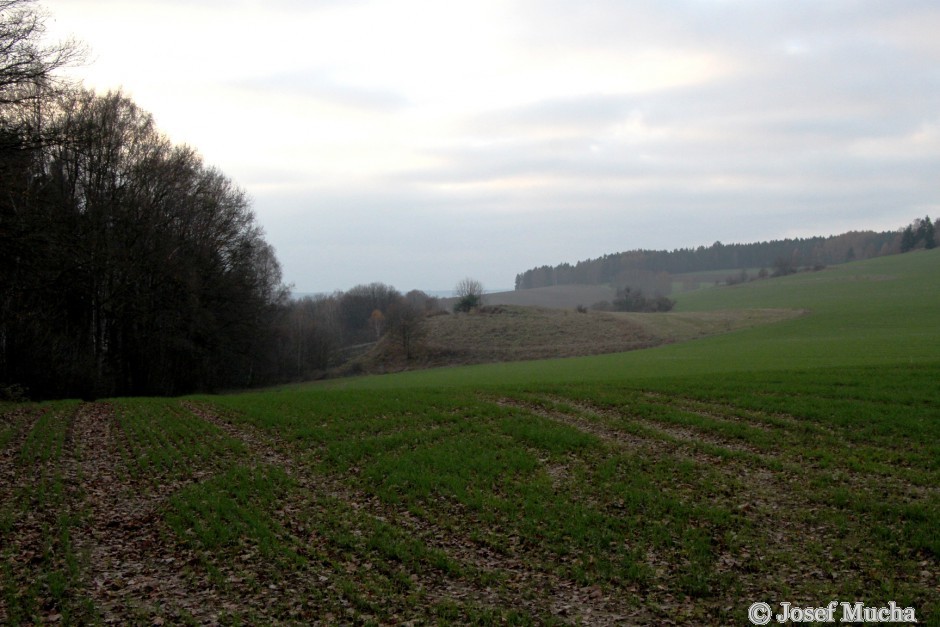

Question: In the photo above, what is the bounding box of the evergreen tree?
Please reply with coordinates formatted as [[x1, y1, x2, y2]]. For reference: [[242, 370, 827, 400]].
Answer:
[[922, 216, 935, 249], [901, 225, 917, 252]]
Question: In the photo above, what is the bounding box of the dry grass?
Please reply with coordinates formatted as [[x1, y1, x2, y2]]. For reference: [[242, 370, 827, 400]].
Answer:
[[358, 305, 804, 373]]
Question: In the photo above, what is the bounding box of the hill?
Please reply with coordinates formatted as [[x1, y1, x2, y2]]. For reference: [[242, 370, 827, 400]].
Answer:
[[514, 229, 902, 290], [325, 247, 940, 389], [352, 304, 804, 374]]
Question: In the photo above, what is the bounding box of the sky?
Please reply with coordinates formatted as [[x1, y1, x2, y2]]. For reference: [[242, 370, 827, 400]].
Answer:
[[42, 0, 940, 294]]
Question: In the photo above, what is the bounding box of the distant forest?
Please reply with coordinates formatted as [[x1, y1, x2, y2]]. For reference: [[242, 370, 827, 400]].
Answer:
[[515, 223, 936, 293]]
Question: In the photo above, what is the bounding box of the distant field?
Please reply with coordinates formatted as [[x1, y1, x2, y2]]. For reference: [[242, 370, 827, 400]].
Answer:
[[2, 250, 938, 624], [479, 285, 618, 309]]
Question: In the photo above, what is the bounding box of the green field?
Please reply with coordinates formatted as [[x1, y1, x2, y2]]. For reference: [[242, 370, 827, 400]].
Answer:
[[1, 250, 938, 624]]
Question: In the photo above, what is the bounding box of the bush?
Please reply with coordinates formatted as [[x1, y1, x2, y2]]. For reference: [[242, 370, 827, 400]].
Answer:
[[453, 293, 481, 313], [612, 287, 675, 312]]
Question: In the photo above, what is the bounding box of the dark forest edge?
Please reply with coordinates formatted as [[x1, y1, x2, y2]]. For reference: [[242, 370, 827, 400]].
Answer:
[[0, 1, 287, 399]]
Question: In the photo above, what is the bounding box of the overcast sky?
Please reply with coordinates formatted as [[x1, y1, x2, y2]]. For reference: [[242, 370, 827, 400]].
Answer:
[[43, 0, 940, 293]]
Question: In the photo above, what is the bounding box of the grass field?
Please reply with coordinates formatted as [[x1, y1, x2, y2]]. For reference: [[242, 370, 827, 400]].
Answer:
[[1, 250, 938, 624]]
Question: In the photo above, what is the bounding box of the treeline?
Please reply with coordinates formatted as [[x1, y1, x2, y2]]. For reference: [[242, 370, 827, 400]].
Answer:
[[901, 217, 936, 252], [515, 229, 906, 291], [0, 1, 292, 399], [276, 284, 440, 378]]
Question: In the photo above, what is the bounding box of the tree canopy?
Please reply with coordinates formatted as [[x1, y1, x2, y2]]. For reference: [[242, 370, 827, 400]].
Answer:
[[0, 1, 286, 398]]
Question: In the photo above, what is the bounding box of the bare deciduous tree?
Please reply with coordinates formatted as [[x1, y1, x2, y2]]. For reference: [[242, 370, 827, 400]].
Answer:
[[453, 277, 483, 313], [1, 87, 288, 398], [386, 300, 426, 360], [0, 0, 84, 105]]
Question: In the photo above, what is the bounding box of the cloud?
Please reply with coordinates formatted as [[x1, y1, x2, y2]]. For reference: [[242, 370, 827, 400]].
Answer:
[[232, 71, 409, 113], [39, 0, 940, 292]]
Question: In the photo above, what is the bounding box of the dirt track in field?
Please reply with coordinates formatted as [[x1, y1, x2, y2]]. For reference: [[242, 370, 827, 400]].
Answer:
[[64, 403, 227, 624]]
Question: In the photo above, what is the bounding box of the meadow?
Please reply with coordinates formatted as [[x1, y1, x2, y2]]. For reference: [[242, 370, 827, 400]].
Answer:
[[1, 249, 938, 624]]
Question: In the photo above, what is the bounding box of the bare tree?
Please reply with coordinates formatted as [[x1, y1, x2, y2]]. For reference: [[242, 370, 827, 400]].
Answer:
[[1, 87, 288, 398], [385, 300, 426, 360], [453, 277, 483, 313], [404, 289, 439, 313], [338, 282, 401, 344], [0, 0, 84, 106]]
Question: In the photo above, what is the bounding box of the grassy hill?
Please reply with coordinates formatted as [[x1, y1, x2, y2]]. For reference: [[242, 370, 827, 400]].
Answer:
[[2, 250, 938, 624], [353, 305, 802, 373], [326, 248, 940, 390]]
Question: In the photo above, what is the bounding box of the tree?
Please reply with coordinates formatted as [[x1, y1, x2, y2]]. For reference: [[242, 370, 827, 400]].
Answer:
[[274, 295, 339, 378], [338, 282, 401, 344], [772, 255, 797, 277], [901, 225, 917, 252], [0, 0, 84, 396], [369, 309, 385, 339], [611, 287, 674, 312], [1, 87, 287, 398], [901, 216, 937, 252], [385, 300, 426, 360], [404, 289, 439, 313], [453, 277, 483, 313], [0, 0, 84, 106], [920, 215, 935, 250]]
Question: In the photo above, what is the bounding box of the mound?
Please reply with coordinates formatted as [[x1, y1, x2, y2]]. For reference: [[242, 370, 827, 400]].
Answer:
[[352, 305, 802, 374]]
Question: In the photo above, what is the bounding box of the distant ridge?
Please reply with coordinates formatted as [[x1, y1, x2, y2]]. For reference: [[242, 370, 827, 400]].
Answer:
[[515, 229, 901, 290]]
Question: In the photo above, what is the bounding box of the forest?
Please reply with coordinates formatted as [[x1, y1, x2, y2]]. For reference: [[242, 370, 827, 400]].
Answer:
[[0, 1, 289, 399], [513, 227, 928, 291]]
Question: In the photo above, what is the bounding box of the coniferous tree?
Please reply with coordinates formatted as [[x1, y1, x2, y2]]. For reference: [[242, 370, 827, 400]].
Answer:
[[921, 216, 935, 250], [901, 225, 917, 252]]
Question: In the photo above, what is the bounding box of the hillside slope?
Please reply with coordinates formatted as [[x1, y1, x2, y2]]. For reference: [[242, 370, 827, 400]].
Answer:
[[326, 249, 940, 389], [354, 305, 802, 373]]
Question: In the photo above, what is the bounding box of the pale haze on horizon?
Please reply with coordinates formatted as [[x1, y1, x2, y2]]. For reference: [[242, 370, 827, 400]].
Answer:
[[42, 0, 940, 294]]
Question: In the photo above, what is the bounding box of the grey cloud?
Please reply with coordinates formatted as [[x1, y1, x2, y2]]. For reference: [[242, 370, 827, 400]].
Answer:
[[262, 1, 940, 291], [111, 1, 940, 291]]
